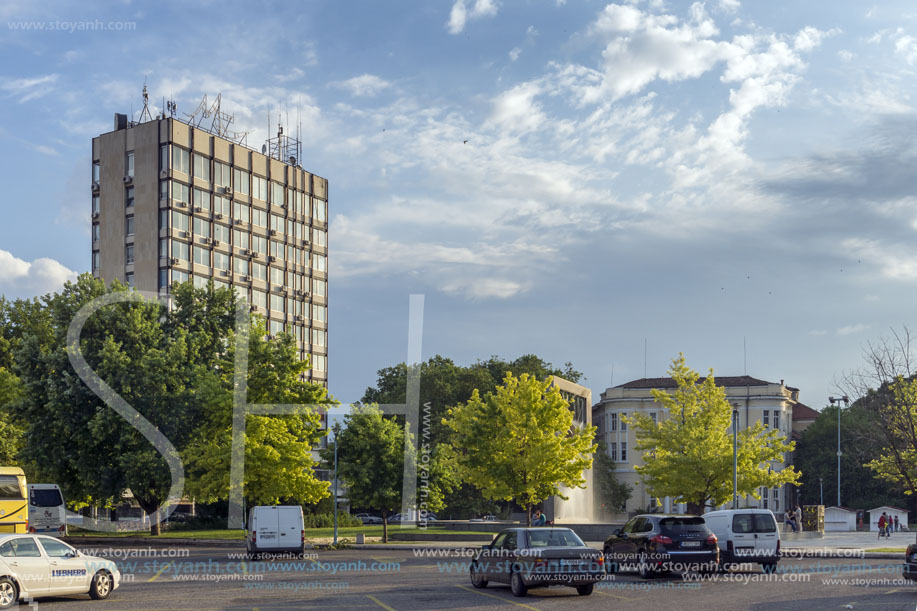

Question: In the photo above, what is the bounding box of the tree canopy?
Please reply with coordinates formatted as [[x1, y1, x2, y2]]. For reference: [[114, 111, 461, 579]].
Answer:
[[443, 372, 595, 525], [324, 405, 413, 543], [628, 354, 799, 512]]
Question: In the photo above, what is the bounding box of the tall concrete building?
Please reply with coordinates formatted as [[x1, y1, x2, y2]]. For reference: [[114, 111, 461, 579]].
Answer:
[[91, 112, 328, 387]]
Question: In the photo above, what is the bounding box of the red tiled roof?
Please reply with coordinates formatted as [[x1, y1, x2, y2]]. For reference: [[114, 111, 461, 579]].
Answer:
[[615, 375, 774, 389], [792, 403, 819, 421]]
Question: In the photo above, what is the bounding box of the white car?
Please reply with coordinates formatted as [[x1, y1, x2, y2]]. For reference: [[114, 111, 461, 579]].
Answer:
[[0, 534, 120, 608], [702, 509, 780, 572]]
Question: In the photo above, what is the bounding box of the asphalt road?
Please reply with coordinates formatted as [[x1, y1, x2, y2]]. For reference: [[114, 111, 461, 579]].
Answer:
[[18, 545, 917, 611]]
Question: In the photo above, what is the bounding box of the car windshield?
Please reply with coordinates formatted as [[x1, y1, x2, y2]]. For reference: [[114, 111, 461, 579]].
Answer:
[[30, 489, 63, 507], [660, 517, 708, 534], [526, 529, 585, 548]]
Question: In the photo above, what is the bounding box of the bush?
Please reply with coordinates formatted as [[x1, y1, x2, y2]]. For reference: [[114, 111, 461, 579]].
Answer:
[[303, 512, 362, 528]]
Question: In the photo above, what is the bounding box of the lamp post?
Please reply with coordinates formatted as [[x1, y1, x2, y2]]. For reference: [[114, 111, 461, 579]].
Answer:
[[332, 423, 340, 546], [818, 477, 823, 507], [732, 406, 739, 509], [828, 396, 848, 507]]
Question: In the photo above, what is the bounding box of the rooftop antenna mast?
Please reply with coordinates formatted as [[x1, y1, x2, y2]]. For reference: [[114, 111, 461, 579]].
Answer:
[[265, 102, 301, 165], [183, 93, 250, 145], [139, 81, 153, 123]]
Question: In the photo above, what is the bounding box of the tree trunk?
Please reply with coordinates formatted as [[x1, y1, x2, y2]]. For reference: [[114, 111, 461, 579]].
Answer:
[[527, 504, 532, 527], [382, 511, 388, 543], [686, 501, 703, 516]]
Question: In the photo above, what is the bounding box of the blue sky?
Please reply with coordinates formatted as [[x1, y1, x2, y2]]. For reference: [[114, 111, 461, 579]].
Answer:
[[3, 0, 917, 409]]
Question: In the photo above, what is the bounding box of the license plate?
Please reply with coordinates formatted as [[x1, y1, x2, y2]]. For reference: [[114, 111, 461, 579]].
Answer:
[[261, 533, 277, 539], [681, 541, 701, 547]]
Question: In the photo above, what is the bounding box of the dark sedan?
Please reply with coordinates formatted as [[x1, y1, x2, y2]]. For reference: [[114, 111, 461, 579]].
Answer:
[[604, 514, 718, 579], [470, 527, 604, 597], [905, 543, 917, 581]]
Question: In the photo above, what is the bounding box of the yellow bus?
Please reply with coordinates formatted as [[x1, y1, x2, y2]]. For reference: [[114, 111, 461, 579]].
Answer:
[[0, 467, 27, 533]]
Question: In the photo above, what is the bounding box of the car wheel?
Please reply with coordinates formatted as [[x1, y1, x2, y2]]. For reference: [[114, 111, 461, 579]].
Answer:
[[0, 577, 17, 610], [510, 571, 528, 597], [576, 583, 594, 596], [470, 562, 488, 589], [761, 562, 778, 574], [638, 551, 653, 579], [89, 570, 113, 600]]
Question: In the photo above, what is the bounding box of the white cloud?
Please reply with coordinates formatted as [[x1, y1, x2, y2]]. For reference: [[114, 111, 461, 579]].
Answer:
[[718, 0, 740, 12], [330, 74, 392, 97], [447, 0, 500, 34], [837, 324, 869, 336], [509, 47, 522, 62], [0, 250, 76, 298], [1, 74, 58, 103], [485, 81, 546, 134]]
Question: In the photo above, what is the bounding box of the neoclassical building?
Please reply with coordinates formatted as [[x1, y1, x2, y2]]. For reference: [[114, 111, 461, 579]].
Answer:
[[592, 375, 816, 515]]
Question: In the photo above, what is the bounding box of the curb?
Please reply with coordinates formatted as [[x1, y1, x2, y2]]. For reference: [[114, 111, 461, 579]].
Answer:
[[60, 538, 909, 560]]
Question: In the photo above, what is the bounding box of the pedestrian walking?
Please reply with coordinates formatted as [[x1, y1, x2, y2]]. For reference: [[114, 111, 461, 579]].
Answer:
[[894, 515, 900, 532], [878, 512, 887, 538]]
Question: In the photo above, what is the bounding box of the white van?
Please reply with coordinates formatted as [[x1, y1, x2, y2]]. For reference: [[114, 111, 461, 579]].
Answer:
[[27, 484, 67, 536], [246, 506, 304, 558], [702, 509, 780, 571]]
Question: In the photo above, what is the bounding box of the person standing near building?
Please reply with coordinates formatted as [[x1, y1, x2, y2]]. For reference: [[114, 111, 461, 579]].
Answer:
[[794, 505, 803, 532], [878, 512, 887, 538], [894, 515, 900, 532]]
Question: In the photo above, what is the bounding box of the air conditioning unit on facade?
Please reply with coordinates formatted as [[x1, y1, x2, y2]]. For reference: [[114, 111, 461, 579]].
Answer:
[[220, 186, 231, 194], [91, 182, 100, 192], [242, 275, 252, 282], [159, 169, 169, 179], [268, 255, 277, 262], [215, 213, 224, 219], [92, 211, 100, 219], [244, 249, 253, 256], [213, 240, 221, 246], [170, 258, 180, 265], [175, 201, 187, 208], [194, 206, 203, 213], [270, 229, 278, 236], [123, 176, 132, 185]]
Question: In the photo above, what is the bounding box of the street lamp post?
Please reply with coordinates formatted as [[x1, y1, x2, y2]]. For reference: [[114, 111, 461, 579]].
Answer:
[[818, 477, 823, 506], [828, 396, 849, 508], [733, 406, 739, 509], [332, 424, 340, 546]]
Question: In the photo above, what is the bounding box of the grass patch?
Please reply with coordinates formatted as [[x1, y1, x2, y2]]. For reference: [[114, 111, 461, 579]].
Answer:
[[869, 548, 907, 553], [66, 526, 485, 540]]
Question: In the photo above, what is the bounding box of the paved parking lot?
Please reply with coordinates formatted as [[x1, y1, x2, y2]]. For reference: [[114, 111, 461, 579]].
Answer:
[[18, 545, 917, 610]]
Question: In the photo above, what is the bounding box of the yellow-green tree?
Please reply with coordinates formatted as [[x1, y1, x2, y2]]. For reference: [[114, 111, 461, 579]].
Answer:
[[627, 355, 799, 512], [864, 375, 917, 496], [443, 372, 596, 525]]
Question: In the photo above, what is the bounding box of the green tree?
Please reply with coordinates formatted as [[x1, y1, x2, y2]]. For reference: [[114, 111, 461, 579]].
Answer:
[[361, 354, 582, 516], [443, 372, 596, 525], [183, 316, 332, 507], [795, 402, 903, 509], [593, 441, 632, 514], [863, 375, 917, 499], [324, 405, 414, 542], [0, 367, 23, 464], [628, 355, 800, 513]]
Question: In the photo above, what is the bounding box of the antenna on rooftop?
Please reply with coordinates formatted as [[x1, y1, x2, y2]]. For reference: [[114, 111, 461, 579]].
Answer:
[[139, 81, 153, 123], [183, 93, 250, 145]]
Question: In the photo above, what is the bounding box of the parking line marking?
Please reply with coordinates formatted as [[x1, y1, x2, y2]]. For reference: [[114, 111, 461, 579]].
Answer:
[[147, 562, 171, 582], [366, 595, 397, 611], [456, 585, 542, 610], [595, 589, 637, 601]]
